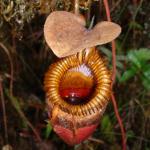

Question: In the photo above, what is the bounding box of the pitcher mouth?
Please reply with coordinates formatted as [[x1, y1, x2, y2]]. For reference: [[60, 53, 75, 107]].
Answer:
[[59, 64, 95, 105], [44, 48, 111, 117]]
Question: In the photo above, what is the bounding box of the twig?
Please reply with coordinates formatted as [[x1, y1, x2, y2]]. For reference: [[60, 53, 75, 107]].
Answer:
[[102, 0, 117, 86], [111, 41, 117, 86], [121, 0, 144, 49], [102, 131, 150, 143], [5, 90, 42, 142], [74, 0, 79, 15], [102, 1, 127, 150], [0, 77, 8, 144], [87, 0, 92, 22], [133, 99, 147, 149], [0, 43, 14, 96], [110, 0, 122, 13], [111, 93, 126, 150], [103, 0, 116, 83], [88, 137, 105, 144]]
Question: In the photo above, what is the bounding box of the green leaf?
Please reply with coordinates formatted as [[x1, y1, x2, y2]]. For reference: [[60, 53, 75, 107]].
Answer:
[[140, 64, 150, 90], [127, 49, 150, 68], [44, 122, 52, 139], [116, 55, 126, 61], [142, 78, 150, 90], [142, 64, 150, 78], [99, 46, 112, 58], [101, 115, 111, 131], [101, 115, 115, 142], [135, 48, 150, 61], [5, 89, 33, 130], [116, 61, 124, 69], [126, 130, 135, 139], [120, 69, 136, 82], [130, 21, 143, 30], [115, 40, 122, 52], [127, 51, 142, 68]]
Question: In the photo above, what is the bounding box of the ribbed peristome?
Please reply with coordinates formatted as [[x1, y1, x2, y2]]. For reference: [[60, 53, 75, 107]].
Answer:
[[44, 48, 111, 117]]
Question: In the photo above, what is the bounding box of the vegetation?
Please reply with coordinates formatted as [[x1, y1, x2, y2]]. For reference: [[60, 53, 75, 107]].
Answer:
[[0, 0, 150, 150]]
